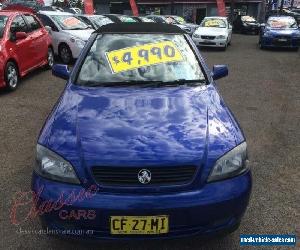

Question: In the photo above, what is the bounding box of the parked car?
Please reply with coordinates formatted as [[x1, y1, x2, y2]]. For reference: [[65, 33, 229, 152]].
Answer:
[[32, 22, 251, 239], [1, 0, 43, 12], [0, 10, 53, 91], [165, 15, 199, 34], [259, 16, 300, 50], [103, 14, 137, 23], [266, 9, 300, 25], [76, 14, 113, 29], [37, 11, 95, 64], [192, 16, 232, 50], [146, 15, 193, 35], [131, 16, 154, 23], [233, 15, 260, 34]]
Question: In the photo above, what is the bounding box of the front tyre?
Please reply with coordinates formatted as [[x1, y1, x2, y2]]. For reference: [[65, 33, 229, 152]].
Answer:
[[46, 48, 54, 69], [5, 62, 19, 91], [59, 44, 73, 64]]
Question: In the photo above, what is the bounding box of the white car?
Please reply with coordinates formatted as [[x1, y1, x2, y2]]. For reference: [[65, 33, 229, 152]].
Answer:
[[37, 11, 95, 64], [192, 17, 232, 50]]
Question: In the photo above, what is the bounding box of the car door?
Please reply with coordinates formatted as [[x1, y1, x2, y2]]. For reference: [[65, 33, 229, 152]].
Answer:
[[8, 15, 33, 74], [23, 14, 48, 67]]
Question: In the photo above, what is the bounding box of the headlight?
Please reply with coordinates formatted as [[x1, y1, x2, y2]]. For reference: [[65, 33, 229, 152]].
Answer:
[[207, 142, 249, 182], [34, 144, 80, 184], [70, 37, 86, 48], [193, 33, 201, 38], [216, 35, 226, 39], [263, 31, 273, 37]]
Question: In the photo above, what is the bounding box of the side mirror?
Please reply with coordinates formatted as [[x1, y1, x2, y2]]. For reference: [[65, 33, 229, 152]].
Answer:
[[211, 65, 228, 80], [44, 26, 52, 34], [52, 64, 70, 80], [15, 32, 27, 40]]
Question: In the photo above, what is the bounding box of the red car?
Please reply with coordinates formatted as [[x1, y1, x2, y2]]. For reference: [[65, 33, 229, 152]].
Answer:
[[0, 10, 53, 91]]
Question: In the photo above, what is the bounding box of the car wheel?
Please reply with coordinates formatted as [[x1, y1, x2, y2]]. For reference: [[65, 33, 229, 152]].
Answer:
[[46, 48, 54, 69], [59, 44, 73, 64], [5, 62, 19, 91]]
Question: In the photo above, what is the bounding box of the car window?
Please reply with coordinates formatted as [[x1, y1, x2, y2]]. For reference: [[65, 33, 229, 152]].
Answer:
[[241, 16, 256, 22], [0, 15, 8, 38], [24, 15, 41, 32], [118, 16, 137, 23], [51, 15, 89, 30], [201, 19, 226, 28], [10, 15, 28, 33], [37, 14, 58, 31], [89, 16, 113, 28], [76, 34, 206, 86], [140, 17, 154, 23]]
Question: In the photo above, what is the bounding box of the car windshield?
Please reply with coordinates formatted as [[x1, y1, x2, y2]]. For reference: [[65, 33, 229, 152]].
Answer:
[[172, 16, 186, 24], [76, 34, 206, 87], [140, 17, 154, 22], [201, 18, 226, 28], [51, 15, 89, 30], [89, 16, 113, 28], [0, 15, 8, 38], [267, 17, 298, 29], [119, 16, 137, 23], [241, 16, 256, 22]]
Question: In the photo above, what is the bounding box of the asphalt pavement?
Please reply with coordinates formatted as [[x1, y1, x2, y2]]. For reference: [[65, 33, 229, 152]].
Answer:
[[0, 34, 299, 250]]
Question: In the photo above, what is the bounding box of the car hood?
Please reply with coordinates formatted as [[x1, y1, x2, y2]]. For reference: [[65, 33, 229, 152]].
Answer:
[[39, 84, 244, 181], [267, 28, 300, 36], [62, 29, 94, 41], [194, 27, 227, 36]]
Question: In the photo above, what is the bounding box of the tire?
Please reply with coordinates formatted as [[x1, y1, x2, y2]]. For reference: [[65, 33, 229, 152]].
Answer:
[[46, 47, 54, 69], [59, 44, 73, 64], [4, 61, 19, 91]]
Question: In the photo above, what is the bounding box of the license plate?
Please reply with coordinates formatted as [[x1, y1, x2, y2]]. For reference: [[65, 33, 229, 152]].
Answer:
[[278, 38, 287, 42], [110, 215, 169, 235]]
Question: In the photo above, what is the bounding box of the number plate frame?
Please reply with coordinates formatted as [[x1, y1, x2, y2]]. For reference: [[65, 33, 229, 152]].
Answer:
[[110, 215, 169, 235]]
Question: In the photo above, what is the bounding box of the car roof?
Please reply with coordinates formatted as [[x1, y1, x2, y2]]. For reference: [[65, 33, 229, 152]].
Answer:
[[38, 11, 73, 16], [0, 10, 31, 16], [94, 23, 185, 34]]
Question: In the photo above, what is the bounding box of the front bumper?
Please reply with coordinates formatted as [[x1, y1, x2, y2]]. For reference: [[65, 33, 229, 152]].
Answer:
[[31, 170, 252, 240], [192, 37, 227, 47], [261, 36, 300, 48], [242, 25, 259, 33]]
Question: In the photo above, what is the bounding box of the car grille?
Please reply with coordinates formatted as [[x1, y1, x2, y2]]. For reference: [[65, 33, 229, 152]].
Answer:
[[199, 42, 216, 45], [91, 165, 197, 186], [201, 35, 215, 40]]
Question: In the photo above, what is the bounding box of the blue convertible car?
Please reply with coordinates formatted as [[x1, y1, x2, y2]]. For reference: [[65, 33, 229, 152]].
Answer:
[[32, 23, 251, 239], [259, 16, 300, 50]]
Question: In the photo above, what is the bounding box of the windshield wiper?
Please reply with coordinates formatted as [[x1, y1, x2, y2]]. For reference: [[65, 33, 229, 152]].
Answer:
[[79, 79, 206, 87]]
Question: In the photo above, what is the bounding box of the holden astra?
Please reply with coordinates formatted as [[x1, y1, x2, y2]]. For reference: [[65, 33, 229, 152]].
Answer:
[[259, 16, 300, 50], [0, 10, 53, 91], [32, 23, 251, 239], [37, 11, 95, 64], [192, 17, 232, 50]]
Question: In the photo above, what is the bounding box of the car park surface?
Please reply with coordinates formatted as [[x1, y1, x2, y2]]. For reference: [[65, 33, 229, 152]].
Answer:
[[1, 32, 299, 249]]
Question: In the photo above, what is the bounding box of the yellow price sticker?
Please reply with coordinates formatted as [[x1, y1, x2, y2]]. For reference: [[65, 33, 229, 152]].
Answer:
[[105, 41, 183, 74], [204, 20, 222, 27]]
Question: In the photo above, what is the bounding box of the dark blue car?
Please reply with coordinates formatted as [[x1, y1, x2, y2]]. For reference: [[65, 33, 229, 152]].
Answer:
[[32, 23, 251, 239], [259, 16, 300, 50]]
